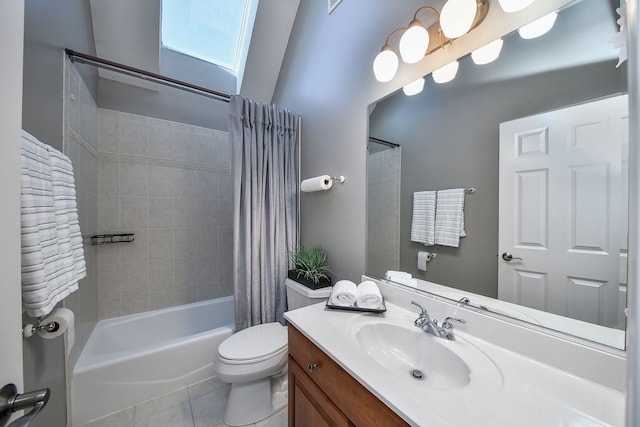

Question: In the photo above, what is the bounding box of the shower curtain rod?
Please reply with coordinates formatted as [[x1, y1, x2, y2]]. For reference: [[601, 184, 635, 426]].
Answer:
[[369, 136, 400, 148], [64, 49, 231, 103]]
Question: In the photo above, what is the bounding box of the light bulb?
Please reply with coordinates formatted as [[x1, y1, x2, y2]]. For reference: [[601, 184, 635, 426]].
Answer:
[[373, 47, 399, 82], [402, 78, 425, 96], [399, 22, 430, 64], [439, 0, 478, 39], [471, 38, 503, 65], [432, 60, 459, 83], [518, 11, 558, 39], [497, 0, 535, 13]]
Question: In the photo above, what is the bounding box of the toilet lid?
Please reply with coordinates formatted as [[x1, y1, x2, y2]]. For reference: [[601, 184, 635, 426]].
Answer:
[[219, 322, 287, 361]]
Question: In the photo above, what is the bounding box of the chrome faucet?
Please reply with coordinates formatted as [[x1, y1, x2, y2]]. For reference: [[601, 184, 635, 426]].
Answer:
[[410, 301, 466, 341]]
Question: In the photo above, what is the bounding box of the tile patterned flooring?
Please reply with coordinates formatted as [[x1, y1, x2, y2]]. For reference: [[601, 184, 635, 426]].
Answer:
[[80, 377, 287, 427]]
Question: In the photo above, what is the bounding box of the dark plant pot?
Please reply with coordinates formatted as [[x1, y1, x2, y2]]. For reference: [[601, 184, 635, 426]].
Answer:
[[287, 269, 332, 290]]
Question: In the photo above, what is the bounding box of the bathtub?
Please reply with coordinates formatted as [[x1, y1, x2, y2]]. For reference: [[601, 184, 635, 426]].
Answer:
[[71, 296, 235, 426]]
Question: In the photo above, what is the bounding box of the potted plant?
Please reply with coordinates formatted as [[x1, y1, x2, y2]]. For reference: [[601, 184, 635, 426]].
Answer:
[[288, 244, 332, 289]]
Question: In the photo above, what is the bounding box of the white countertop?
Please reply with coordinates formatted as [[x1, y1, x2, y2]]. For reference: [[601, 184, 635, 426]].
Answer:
[[284, 301, 625, 427]]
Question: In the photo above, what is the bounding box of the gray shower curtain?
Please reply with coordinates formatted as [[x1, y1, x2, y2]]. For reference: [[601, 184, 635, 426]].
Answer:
[[229, 95, 299, 330]]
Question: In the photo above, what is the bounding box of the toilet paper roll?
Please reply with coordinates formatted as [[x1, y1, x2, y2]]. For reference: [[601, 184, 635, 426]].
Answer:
[[301, 175, 333, 192], [37, 308, 75, 353], [417, 251, 432, 271]]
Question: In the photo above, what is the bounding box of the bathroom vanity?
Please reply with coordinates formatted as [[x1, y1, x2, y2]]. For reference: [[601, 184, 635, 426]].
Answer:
[[288, 325, 407, 426], [284, 279, 625, 426]]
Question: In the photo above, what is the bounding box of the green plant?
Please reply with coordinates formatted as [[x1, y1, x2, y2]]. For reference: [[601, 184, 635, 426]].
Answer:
[[290, 245, 332, 284]]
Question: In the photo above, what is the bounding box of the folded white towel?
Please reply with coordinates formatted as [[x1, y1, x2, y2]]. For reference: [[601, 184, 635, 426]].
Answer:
[[411, 191, 436, 246], [385, 270, 412, 280], [330, 280, 358, 306], [356, 280, 383, 309], [434, 188, 466, 247]]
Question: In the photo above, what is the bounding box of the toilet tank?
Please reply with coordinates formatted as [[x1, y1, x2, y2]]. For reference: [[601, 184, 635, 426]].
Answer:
[[285, 278, 332, 311]]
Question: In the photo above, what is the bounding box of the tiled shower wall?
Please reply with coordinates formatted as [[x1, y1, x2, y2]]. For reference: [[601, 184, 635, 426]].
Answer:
[[366, 146, 401, 279], [62, 57, 99, 367], [96, 109, 233, 319]]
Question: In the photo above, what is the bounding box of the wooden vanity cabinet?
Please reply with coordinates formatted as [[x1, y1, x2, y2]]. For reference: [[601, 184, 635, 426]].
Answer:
[[288, 325, 409, 427]]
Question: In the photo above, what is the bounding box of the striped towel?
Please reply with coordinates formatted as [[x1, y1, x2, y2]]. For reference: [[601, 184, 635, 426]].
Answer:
[[434, 188, 466, 247], [21, 130, 85, 318], [410, 191, 436, 246]]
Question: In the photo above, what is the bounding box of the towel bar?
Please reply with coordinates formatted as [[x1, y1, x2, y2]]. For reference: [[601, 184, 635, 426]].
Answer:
[[90, 233, 135, 245]]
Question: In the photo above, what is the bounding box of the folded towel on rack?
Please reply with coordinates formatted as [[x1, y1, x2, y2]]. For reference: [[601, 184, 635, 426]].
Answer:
[[385, 270, 412, 280], [356, 280, 383, 308], [20, 130, 86, 318], [410, 191, 436, 246], [330, 280, 358, 306], [434, 188, 466, 247]]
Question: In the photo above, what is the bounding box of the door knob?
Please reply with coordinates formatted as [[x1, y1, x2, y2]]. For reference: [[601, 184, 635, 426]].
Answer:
[[502, 252, 523, 262], [1, 383, 50, 427]]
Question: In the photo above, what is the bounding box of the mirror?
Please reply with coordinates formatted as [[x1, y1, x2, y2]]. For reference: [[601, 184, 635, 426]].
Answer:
[[367, 0, 628, 350]]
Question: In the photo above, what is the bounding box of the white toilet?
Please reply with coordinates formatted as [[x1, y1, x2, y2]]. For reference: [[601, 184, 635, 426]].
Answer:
[[214, 278, 332, 426]]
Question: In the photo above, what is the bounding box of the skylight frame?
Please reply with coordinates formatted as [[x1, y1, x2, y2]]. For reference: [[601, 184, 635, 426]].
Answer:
[[161, 0, 252, 73]]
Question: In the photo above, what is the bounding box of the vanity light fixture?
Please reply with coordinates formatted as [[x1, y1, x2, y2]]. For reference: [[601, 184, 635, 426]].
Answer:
[[402, 77, 425, 96], [399, 8, 437, 64], [440, 0, 479, 39], [471, 38, 504, 65], [373, 44, 400, 82], [372, 1, 489, 83], [432, 60, 460, 83], [518, 11, 558, 39], [497, 0, 535, 13]]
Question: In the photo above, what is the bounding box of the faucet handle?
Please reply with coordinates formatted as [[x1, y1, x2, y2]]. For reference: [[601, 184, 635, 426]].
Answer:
[[410, 300, 427, 315], [442, 317, 466, 330]]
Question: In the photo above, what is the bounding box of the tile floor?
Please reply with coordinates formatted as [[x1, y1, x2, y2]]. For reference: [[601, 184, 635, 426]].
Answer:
[[80, 377, 287, 427]]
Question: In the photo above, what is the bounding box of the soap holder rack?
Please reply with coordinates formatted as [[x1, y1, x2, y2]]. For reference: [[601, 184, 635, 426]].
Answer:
[[91, 233, 135, 246]]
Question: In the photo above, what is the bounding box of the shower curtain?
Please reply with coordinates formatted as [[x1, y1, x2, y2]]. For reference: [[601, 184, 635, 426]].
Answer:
[[229, 95, 299, 330]]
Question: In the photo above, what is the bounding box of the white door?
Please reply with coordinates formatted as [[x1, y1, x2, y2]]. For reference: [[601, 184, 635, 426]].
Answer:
[[0, 0, 25, 417], [498, 95, 628, 327]]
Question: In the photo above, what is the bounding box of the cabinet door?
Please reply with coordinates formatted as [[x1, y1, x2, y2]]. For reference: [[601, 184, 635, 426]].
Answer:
[[289, 356, 352, 427]]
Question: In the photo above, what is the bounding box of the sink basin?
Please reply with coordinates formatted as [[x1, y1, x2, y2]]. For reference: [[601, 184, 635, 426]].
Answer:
[[346, 314, 504, 398], [355, 322, 471, 391]]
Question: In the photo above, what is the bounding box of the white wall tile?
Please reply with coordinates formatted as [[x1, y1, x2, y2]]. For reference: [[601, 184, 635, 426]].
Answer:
[[98, 196, 121, 231], [120, 229, 149, 264], [149, 197, 175, 229], [148, 229, 175, 261], [99, 115, 120, 154], [120, 163, 149, 197], [120, 114, 149, 157], [149, 165, 176, 197], [95, 109, 230, 318], [120, 196, 149, 229], [98, 160, 119, 196]]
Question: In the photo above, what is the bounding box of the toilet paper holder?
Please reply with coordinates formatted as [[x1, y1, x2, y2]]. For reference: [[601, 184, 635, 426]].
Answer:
[[21, 321, 59, 339], [331, 176, 346, 183]]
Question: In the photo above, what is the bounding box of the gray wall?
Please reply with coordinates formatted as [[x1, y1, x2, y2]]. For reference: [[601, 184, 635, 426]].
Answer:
[[370, 59, 626, 298], [273, 0, 423, 282]]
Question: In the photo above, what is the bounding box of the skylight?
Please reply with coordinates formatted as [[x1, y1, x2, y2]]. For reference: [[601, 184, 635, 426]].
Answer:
[[161, 0, 251, 72]]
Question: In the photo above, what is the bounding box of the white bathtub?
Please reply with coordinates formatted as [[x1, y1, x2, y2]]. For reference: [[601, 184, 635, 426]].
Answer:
[[71, 296, 235, 426]]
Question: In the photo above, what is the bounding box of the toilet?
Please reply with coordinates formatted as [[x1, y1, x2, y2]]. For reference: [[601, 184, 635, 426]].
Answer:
[[214, 278, 332, 426]]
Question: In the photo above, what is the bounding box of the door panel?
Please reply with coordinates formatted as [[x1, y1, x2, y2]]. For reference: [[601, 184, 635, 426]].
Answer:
[[499, 95, 628, 327], [0, 0, 25, 399]]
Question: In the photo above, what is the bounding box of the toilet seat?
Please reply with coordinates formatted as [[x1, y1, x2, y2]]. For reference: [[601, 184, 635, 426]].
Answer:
[[218, 323, 287, 364]]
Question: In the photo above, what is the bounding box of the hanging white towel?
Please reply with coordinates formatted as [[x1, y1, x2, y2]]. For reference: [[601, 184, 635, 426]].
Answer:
[[20, 130, 86, 318], [410, 191, 436, 246], [434, 188, 466, 248]]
